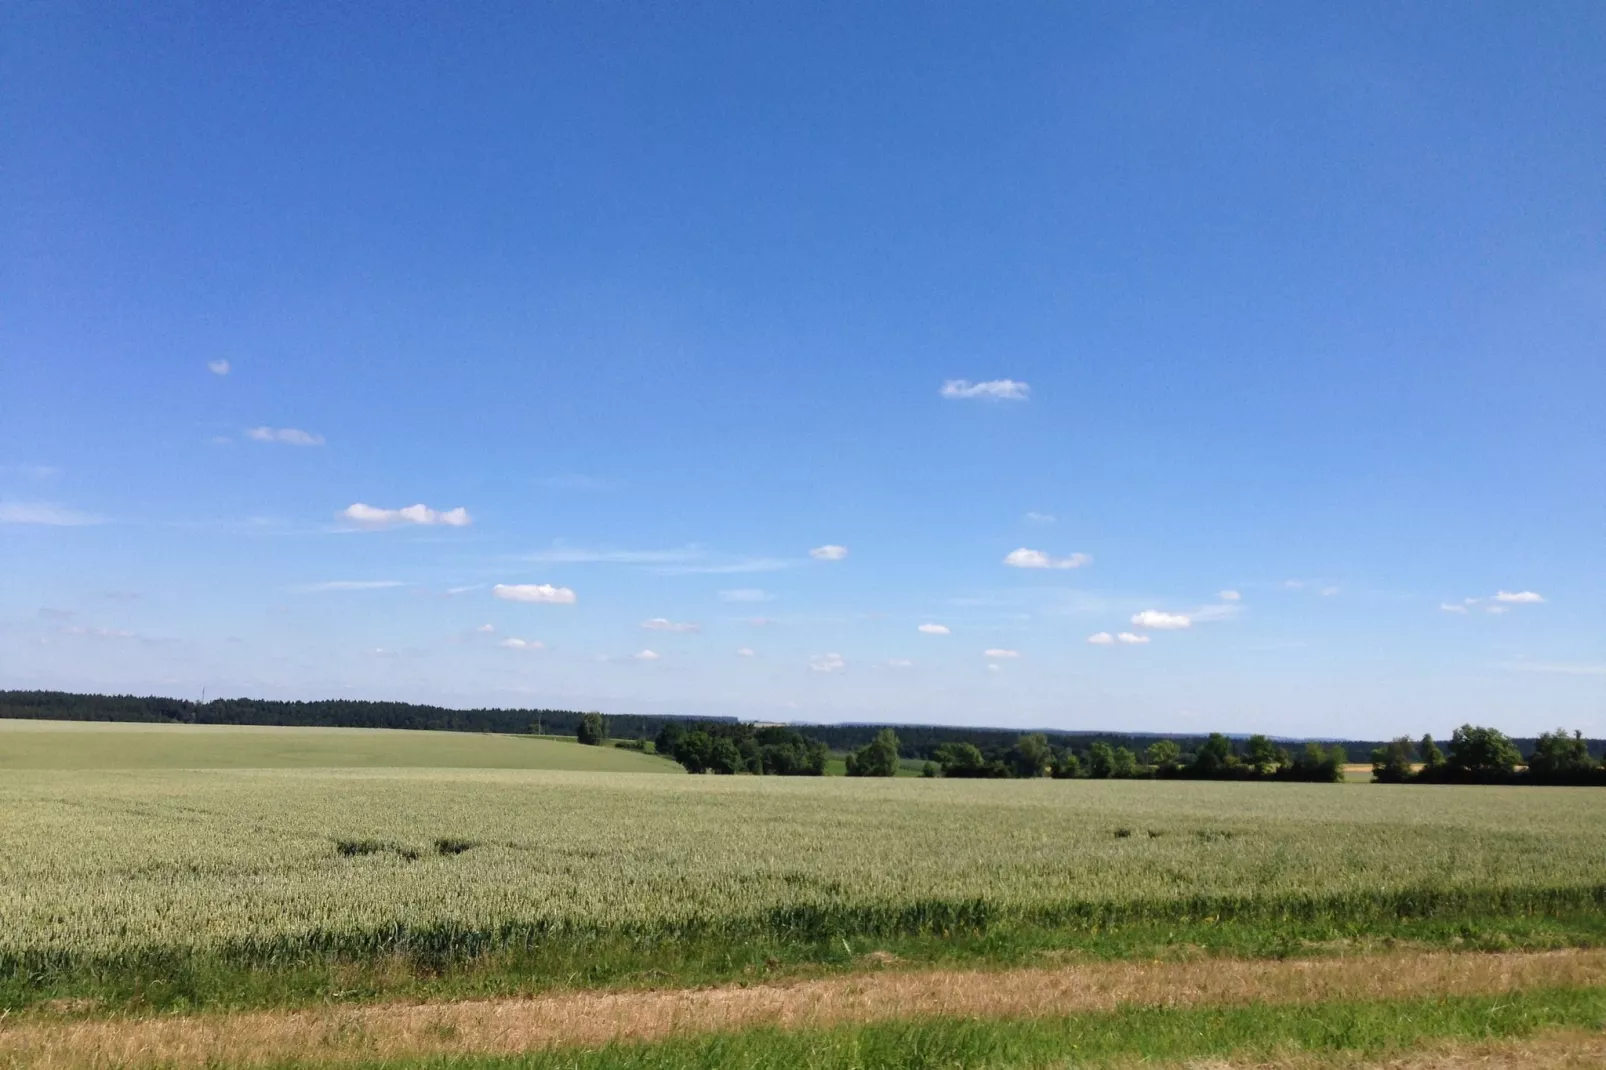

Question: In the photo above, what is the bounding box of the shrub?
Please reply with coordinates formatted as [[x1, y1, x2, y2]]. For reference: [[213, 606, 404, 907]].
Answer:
[[846, 729, 900, 777], [1371, 737, 1416, 784], [576, 713, 608, 746]]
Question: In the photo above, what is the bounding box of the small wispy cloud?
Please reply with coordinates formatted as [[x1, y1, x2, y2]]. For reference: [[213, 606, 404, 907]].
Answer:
[[657, 558, 795, 575], [1283, 580, 1306, 590], [476, 623, 495, 633], [720, 589, 772, 603], [1502, 662, 1606, 676], [917, 623, 951, 635], [493, 583, 577, 605], [1440, 603, 1470, 615], [0, 502, 101, 526], [809, 652, 846, 674], [1219, 590, 1242, 601], [1495, 590, 1545, 604], [886, 658, 914, 668], [59, 625, 136, 639], [633, 649, 662, 661], [297, 580, 406, 592], [1024, 511, 1056, 524], [1003, 547, 1090, 570], [735, 647, 756, 657], [747, 617, 777, 626], [1319, 586, 1340, 597], [245, 426, 324, 446], [1117, 632, 1150, 645], [809, 544, 849, 561], [499, 637, 544, 650], [520, 545, 697, 564], [1086, 632, 1115, 645], [208, 359, 231, 376], [940, 378, 1030, 401], [642, 618, 700, 633], [984, 648, 1020, 658], [341, 503, 471, 528], [1188, 603, 1243, 624], [1132, 610, 1191, 630], [537, 474, 614, 492]]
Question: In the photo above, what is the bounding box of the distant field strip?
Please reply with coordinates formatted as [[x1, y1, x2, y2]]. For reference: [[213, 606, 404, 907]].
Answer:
[[0, 720, 679, 772], [5, 949, 1604, 1067], [4, 766, 1606, 972]]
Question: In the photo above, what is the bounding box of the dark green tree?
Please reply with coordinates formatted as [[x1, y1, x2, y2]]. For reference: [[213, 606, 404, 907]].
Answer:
[[1145, 739, 1182, 773], [846, 728, 900, 777], [1087, 741, 1117, 779], [1010, 733, 1054, 778], [1371, 737, 1416, 783], [1246, 735, 1282, 777], [576, 712, 608, 746], [1110, 745, 1138, 778], [1446, 724, 1521, 784], [1418, 734, 1446, 774], [1052, 751, 1083, 779], [1527, 729, 1596, 784], [1190, 733, 1234, 777]]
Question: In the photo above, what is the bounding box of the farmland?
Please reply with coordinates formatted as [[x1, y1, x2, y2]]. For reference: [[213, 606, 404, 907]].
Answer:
[[0, 718, 679, 773], [4, 721, 1606, 1067]]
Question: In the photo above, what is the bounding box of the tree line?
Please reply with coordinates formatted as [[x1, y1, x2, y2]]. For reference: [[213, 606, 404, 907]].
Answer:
[[1372, 725, 1606, 785], [918, 731, 1348, 781]]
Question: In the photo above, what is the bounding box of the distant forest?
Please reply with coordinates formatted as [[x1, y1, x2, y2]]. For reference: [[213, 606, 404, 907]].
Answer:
[[4, 689, 1600, 766]]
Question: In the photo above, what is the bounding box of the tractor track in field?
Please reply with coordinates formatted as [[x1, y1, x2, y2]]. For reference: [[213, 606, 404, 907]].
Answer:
[[4, 947, 1606, 1068]]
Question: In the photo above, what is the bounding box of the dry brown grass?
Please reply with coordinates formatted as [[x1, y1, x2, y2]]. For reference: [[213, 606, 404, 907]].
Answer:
[[3, 948, 1605, 1069]]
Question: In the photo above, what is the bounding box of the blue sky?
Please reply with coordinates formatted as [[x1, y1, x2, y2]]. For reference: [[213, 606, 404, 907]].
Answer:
[[3, 2, 1602, 738]]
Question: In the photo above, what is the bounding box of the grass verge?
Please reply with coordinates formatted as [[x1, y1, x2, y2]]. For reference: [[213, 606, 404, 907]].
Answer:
[[10, 908, 1606, 1016], [274, 987, 1606, 1069]]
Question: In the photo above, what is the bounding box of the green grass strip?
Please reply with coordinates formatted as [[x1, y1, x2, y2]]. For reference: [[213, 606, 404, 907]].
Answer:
[[301, 986, 1606, 1069]]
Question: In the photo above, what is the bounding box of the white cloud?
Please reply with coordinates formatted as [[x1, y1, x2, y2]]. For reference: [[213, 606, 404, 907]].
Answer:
[[940, 378, 1030, 401], [809, 544, 849, 561], [493, 583, 577, 605], [987, 663, 1001, 673], [446, 585, 484, 596], [341, 503, 472, 528], [1086, 632, 1115, 645], [499, 637, 544, 650], [1320, 586, 1340, 597], [917, 623, 951, 635], [642, 618, 701, 633], [1132, 610, 1191, 630], [476, 623, 495, 633], [1219, 590, 1242, 601], [720, 588, 772, 603], [1024, 511, 1056, 524], [245, 426, 324, 446], [208, 359, 231, 376], [735, 647, 755, 657], [1439, 603, 1470, 614], [0, 502, 101, 526], [298, 580, 406, 592], [1495, 590, 1545, 604], [887, 658, 914, 668], [633, 649, 662, 661], [809, 652, 846, 674], [1117, 632, 1150, 645], [1003, 547, 1090, 570], [984, 648, 1021, 658]]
